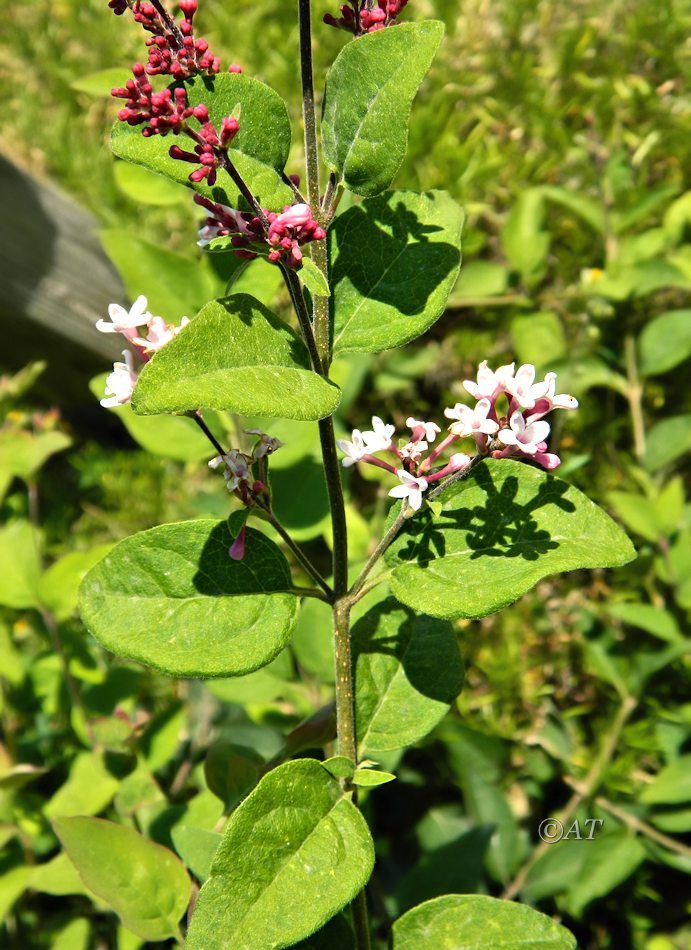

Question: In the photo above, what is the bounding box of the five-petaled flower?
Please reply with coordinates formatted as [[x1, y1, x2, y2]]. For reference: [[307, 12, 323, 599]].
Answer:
[[389, 470, 429, 511], [100, 351, 138, 408], [444, 398, 499, 438], [497, 410, 551, 456]]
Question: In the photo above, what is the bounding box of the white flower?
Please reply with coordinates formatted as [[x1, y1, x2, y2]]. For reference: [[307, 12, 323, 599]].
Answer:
[[449, 452, 472, 472], [528, 372, 579, 417], [337, 430, 367, 467], [388, 470, 429, 512], [444, 398, 499, 437], [399, 440, 428, 462], [497, 410, 551, 455], [96, 295, 152, 335], [209, 449, 250, 491], [504, 363, 551, 410], [362, 416, 396, 452], [406, 417, 441, 442], [463, 360, 515, 400], [101, 350, 138, 408], [247, 430, 284, 459], [132, 316, 190, 354]]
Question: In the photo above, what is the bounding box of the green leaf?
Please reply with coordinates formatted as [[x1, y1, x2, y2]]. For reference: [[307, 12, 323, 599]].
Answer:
[[171, 826, 222, 882], [501, 190, 550, 283], [51, 919, 90, 950], [0, 520, 42, 609], [112, 73, 292, 210], [203, 740, 264, 809], [131, 295, 340, 421], [113, 161, 187, 206], [45, 752, 120, 819], [644, 415, 691, 471], [352, 768, 396, 787], [30, 853, 97, 899], [458, 769, 523, 883], [638, 310, 691, 376], [186, 759, 375, 949], [392, 895, 576, 949], [385, 459, 636, 620], [0, 866, 31, 924], [330, 190, 463, 354], [641, 755, 691, 805], [90, 374, 218, 461], [353, 599, 464, 754], [299, 258, 331, 297], [322, 22, 444, 196], [450, 260, 510, 301], [538, 185, 605, 234], [607, 490, 663, 543], [521, 838, 589, 901], [321, 756, 355, 780], [606, 603, 682, 643], [563, 829, 646, 916], [54, 817, 191, 942], [100, 229, 215, 321], [79, 520, 299, 678], [291, 597, 336, 683], [0, 429, 71, 482], [510, 312, 566, 369], [38, 545, 113, 621]]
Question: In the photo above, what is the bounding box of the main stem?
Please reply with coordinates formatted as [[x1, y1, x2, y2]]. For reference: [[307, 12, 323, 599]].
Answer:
[[297, 3, 367, 945]]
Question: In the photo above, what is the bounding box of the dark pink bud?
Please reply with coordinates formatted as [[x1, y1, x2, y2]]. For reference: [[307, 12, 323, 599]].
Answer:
[[313, 226, 326, 241], [179, 0, 198, 16], [192, 104, 209, 121], [229, 63, 243, 73]]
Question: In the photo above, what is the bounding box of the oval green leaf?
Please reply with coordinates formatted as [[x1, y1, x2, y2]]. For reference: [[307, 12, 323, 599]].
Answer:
[[392, 895, 576, 949], [353, 598, 464, 754], [331, 190, 463, 354], [186, 759, 374, 949], [53, 817, 191, 942], [112, 72, 292, 210], [638, 310, 691, 376], [385, 459, 636, 619], [131, 295, 340, 421], [78, 519, 299, 678], [322, 21, 444, 196]]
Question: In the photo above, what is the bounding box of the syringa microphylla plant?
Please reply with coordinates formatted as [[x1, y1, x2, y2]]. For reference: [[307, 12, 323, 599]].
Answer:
[[71, 1, 636, 947]]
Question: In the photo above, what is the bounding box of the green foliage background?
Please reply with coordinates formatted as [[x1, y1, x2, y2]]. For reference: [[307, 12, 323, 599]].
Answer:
[[1, 0, 689, 947]]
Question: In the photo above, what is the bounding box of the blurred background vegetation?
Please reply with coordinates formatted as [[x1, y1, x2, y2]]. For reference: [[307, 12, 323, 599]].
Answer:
[[1, 0, 690, 947]]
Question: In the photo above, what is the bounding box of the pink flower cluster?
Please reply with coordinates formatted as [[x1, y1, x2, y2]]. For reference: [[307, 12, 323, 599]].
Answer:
[[169, 106, 239, 185], [96, 295, 188, 408], [324, 0, 409, 35], [108, 0, 221, 80], [195, 197, 326, 268], [337, 362, 578, 511]]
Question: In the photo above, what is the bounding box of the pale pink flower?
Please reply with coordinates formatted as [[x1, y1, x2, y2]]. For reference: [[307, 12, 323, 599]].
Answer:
[[497, 410, 551, 455], [504, 363, 551, 410], [527, 372, 579, 419], [208, 449, 251, 492], [388, 470, 429, 511], [101, 350, 138, 408], [363, 416, 396, 452], [272, 203, 313, 229], [463, 360, 515, 400], [444, 398, 499, 438], [96, 295, 152, 335], [337, 430, 367, 467], [132, 316, 189, 354], [399, 440, 428, 462], [406, 417, 441, 443], [246, 430, 284, 459]]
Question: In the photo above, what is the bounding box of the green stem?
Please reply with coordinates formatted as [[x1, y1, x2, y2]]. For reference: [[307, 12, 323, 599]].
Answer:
[[266, 509, 334, 598], [624, 332, 646, 460], [281, 266, 323, 374], [298, 0, 331, 367]]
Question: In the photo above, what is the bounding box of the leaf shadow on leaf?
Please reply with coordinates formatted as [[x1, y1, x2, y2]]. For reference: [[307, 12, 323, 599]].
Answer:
[[192, 522, 290, 595], [352, 598, 463, 704], [216, 295, 309, 367], [395, 465, 576, 567], [330, 195, 460, 317]]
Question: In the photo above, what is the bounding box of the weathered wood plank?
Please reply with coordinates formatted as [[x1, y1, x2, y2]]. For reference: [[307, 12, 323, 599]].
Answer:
[[0, 153, 125, 403]]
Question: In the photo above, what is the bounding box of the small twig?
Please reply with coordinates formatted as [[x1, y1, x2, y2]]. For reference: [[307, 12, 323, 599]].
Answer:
[[593, 794, 691, 858], [348, 504, 408, 602], [320, 172, 337, 219], [282, 171, 307, 205], [624, 333, 646, 460], [427, 452, 486, 502], [149, 0, 185, 48], [188, 410, 227, 457], [287, 587, 331, 602], [280, 266, 324, 374], [266, 509, 333, 598]]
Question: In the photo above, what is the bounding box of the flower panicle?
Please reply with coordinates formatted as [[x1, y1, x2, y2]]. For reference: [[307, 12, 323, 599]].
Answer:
[[195, 196, 326, 270], [336, 361, 578, 510], [96, 295, 189, 408], [324, 0, 409, 35]]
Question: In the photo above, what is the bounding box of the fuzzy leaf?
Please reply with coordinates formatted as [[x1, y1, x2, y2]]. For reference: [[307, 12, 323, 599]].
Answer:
[[322, 22, 444, 196], [385, 459, 635, 619], [331, 190, 463, 353], [392, 895, 576, 949], [299, 258, 331, 297], [54, 817, 191, 942], [186, 760, 374, 949], [112, 73, 292, 210], [353, 599, 464, 754], [131, 295, 340, 421], [79, 520, 299, 678]]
